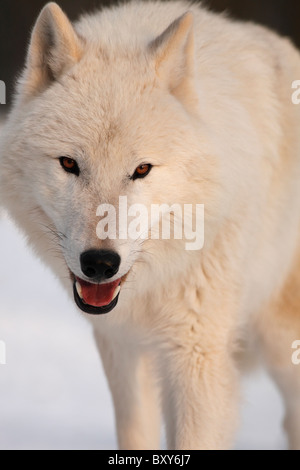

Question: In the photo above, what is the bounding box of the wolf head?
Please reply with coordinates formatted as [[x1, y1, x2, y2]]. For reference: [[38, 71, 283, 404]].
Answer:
[[0, 2, 219, 316]]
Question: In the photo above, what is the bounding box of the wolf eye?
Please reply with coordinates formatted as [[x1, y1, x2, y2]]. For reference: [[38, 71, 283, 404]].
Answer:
[[131, 164, 152, 180], [59, 157, 80, 176]]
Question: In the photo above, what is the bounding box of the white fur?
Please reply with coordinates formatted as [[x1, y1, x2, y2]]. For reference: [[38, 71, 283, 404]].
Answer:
[[1, 0, 300, 449]]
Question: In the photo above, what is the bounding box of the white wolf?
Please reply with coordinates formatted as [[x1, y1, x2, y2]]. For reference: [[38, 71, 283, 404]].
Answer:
[[1, 0, 300, 450]]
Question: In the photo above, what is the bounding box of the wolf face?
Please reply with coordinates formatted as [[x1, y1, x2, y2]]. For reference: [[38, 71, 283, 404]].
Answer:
[[0, 3, 218, 316]]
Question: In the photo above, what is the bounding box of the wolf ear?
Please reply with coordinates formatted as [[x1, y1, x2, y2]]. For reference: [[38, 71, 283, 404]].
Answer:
[[148, 12, 197, 112], [19, 2, 82, 99]]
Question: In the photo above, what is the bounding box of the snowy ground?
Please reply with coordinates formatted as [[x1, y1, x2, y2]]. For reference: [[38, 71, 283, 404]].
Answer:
[[0, 214, 287, 450]]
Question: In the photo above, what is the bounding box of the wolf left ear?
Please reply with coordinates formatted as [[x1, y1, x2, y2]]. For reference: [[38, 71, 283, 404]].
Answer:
[[148, 12, 198, 113], [19, 2, 82, 100]]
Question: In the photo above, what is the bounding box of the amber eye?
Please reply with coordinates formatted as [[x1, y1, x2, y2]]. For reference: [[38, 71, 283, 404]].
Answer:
[[131, 164, 152, 181], [59, 157, 80, 176]]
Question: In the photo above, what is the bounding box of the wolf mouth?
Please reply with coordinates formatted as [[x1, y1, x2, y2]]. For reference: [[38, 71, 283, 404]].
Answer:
[[72, 276, 121, 315]]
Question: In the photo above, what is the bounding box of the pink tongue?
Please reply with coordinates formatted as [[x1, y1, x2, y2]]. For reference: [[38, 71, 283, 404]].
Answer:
[[76, 278, 120, 307]]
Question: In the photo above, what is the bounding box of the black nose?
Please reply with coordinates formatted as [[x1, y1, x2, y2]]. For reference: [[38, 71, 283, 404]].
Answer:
[[80, 249, 121, 281]]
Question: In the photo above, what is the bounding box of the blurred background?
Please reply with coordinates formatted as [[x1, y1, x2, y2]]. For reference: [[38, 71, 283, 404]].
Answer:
[[0, 0, 296, 450]]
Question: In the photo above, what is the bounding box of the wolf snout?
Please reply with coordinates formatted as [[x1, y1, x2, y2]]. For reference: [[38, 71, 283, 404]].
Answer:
[[80, 249, 121, 281]]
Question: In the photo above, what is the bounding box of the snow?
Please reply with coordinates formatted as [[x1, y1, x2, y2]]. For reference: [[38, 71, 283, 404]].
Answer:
[[0, 214, 287, 450]]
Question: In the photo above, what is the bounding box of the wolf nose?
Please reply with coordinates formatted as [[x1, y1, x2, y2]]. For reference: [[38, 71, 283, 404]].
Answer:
[[80, 249, 121, 280]]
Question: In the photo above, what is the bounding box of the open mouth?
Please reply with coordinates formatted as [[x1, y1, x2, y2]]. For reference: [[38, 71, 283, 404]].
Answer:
[[73, 276, 121, 315]]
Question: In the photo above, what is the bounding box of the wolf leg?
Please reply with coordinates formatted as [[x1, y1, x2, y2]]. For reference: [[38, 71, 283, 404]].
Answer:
[[159, 336, 239, 450], [93, 327, 161, 450]]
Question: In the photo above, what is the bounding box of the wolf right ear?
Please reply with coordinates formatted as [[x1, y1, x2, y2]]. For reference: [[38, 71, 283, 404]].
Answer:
[[19, 3, 82, 100]]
